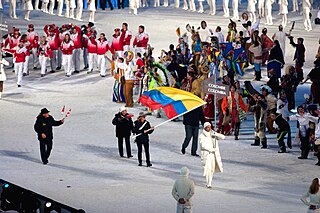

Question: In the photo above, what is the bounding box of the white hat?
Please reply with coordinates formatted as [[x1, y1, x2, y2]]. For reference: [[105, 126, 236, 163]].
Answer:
[[204, 122, 211, 128], [119, 106, 127, 112], [180, 167, 189, 177]]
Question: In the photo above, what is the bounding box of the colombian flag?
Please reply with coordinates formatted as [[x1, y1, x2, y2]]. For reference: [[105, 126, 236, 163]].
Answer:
[[139, 87, 206, 119]]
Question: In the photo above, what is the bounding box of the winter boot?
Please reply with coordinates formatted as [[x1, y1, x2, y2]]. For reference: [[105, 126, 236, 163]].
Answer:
[[298, 150, 308, 159], [251, 136, 260, 146], [261, 137, 267, 149]]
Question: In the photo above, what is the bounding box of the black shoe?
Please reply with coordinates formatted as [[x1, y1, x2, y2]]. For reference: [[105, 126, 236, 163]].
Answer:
[[17, 84, 21, 87], [66, 74, 71, 77], [315, 162, 320, 166], [235, 136, 239, 140], [287, 142, 292, 149], [43, 160, 48, 165], [33, 67, 38, 70], [181, 149, 185, 154], [84, 65, 89, 70], [138, 163, 142, 166], [74, 70, 80, 73], [251, 143, 260, 146], [120, 155, 124, 158], [56, 66, 61, 70], [110, 7, 114, 10], [298, 156, 307, 159], [191, 154, 200, 157], [100, 74, 106, 77], [147, 163, 152, 167], [50, 70, 55, 73], [261, 146, 268, 149], [127, 155, 133, 158], [41, 74, 45, 77], [23, 73, 27, 76], [12, 70, 15, 72], [87, 69, 93, 74]]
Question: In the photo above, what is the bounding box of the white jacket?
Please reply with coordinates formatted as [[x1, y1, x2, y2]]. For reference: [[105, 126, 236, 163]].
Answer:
[[172, 171, 195, 206], [199, 129, 224, 173]]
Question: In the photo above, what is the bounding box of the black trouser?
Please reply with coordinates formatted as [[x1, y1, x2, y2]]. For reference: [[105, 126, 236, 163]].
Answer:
[[277, 130, 291, 152], [286, 90, 295, 111], [117, 0, 124, 8], [315, 145, 320, 162], [100, 0, 113, 9], [136, 141, 150, 165], [39, 139, 53, 163], [234, 122, 241, 137], [300, 131, 310, 158], [118, 136, 131, 157], [182, 125, 199, 155]]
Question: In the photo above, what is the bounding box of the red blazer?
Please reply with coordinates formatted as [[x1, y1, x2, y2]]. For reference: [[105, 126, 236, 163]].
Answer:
[[38, 42, 53, 58], [123, 30, 132, 46], [4, 46, 27, 63], [27, 31, 39, 48], [60, 40, 74, 55], [96, 38, 114, 55], [70, 26, 82, 49], [111, 31, 125, 52], [133, 32, 149, 48], [87, 37, 97, 54]]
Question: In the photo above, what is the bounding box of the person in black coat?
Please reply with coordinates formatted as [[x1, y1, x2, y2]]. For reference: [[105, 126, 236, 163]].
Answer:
[[133, 112, 154, 167], [181, 106, 205, 156], [289, 36, 306, 82], [34, 108, 64, 164], [270, 112, 292, 153], [112, 106, 133, 158]]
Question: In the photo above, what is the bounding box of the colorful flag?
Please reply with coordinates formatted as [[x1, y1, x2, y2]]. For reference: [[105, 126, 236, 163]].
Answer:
[[61, 105, 65, 114], [139, 87, 206, 119]]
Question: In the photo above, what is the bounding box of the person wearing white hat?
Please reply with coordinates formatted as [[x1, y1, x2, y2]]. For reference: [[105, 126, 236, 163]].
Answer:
[[112, 106, 134, 158], [199, 122, 224, 188], [172, 167, 195, 213]]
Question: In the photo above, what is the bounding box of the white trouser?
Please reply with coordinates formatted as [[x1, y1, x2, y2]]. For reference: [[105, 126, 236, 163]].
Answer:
[[97, 54, 106, 76], [292, 0, 298, 11], [153, 0, 159, 7], [23, 55, 30, 74], [0, 0, 2, 9], [129, 0, 138, 14], [163, 0, 168, 6], [188, 0, 195, 11], [88, 53, 97, 72], [72, 48, 81, 71], [83, 48, 88, 67], [65, 0, 70, 17], [9, 0, 17, 18], [49, 0, 55, 14], [223, 0, 229, 16], [183, 0, 188, 9], [135, 47, 146, 55], [42, 2, 48, 12], [282, 14, 287, 27], [265, 5, 273, 25], [176, 204, 192, 213], [232, 0, 238, 19], [303, 7, 312, 30], [62, 54, 73, 75], [57, 49, 62, 67], [115, 50, 123, 58], [39, 55, 48, 75], [76, 0, 83, 19], [15, 62, 23, 85], [123, 45, 130, 52], [142, 0, 148, 7], [204, 153, 215, 187], [174, 0, 179, 8], [31, 48, 39, 68], [207, 0, 216, 15], [57, 0, 64, 15]]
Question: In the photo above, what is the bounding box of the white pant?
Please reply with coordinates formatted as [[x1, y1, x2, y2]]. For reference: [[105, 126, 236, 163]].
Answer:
[[188, 0, 195, 11], [176, 204, 192, 213], [72, 48, 81, 72], [23, 55, 29, 74], [97, 54, 106, 76], [258, 0, 264, 17], [183, 0, 188, 9], [207, 0, 216, 15], [303, 7, 312, 30], [88, 53, 97, 72], [39, 55, 48, 75], [265, 5, 273, 25], [9, 0, 17, 18], [135, 47, 146, 55], [76, 0, 83, 19], [62, 54, 73, 75], [57, 0, 64, 15], [65, 0, 70, 17], [15, 62, 23, 86], [49, 0, 55, 14], [232, 0, 238, 19], [223, 0, 229, 16], [163, 0, 168, 6], [292, 0, 298, 11], [153, 0, 159, 7]]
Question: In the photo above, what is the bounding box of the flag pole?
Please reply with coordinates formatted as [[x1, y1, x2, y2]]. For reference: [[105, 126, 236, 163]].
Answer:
[[132, 102, 206, 139]]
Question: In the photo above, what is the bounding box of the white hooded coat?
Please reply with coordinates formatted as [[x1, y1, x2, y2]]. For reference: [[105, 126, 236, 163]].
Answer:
[[200, 129, 224, 175]]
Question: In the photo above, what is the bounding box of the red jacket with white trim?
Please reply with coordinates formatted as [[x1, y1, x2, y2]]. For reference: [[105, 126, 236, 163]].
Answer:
[[133, 32, 149, 48], [26, 31, 39, 48], [123, 30, 132, 46], [44, 26, 60, 51], [87, 37, 97, 54], [96, 38, 114, 55], [70, 26, 82, 49], [60, 40, 74, 55], [111, 31, 125, 52], [38, 42, 53, 58], [4, 46, 27, 63], [4, 34, 21, 49]]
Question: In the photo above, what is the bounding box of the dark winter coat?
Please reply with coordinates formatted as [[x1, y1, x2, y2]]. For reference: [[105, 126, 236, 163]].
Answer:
[[112, 113, 133, 137], [289, 37, 305, 65], [274, 114, 290, 131], [183, 107, 205, 127], [133, 120, 154, 143], [34, 115, 63, 140]]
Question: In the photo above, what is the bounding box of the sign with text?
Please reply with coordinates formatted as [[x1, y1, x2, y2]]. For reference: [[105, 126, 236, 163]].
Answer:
[[202, 76, 229, 99]]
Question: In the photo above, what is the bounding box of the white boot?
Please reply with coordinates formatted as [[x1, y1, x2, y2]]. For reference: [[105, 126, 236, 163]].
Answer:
[[0, 92, 2, 99]]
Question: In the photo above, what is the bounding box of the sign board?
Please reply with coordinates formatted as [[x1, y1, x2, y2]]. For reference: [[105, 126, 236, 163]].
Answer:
[[202, 76, 229, 99]]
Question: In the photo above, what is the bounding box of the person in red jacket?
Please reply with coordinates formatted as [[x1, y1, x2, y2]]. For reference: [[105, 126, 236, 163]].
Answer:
[[133, 25, 149, 55], [57, 25, 70, 71], [70, 24, 82, 73], [44, 24, 60, 73], [60, 34, 74, 77], [111, 28, 125, 58], [260, 28, 274, 66], [4, 40, 27, 87], [86, 33, 98, 74], [122, 23, 132, 52], [26, 24, 39, 70], [38, 36, 53, 77], [3, 28, 21, 67], [21, 34, 32, 76], [96, 33, 114, 77]]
